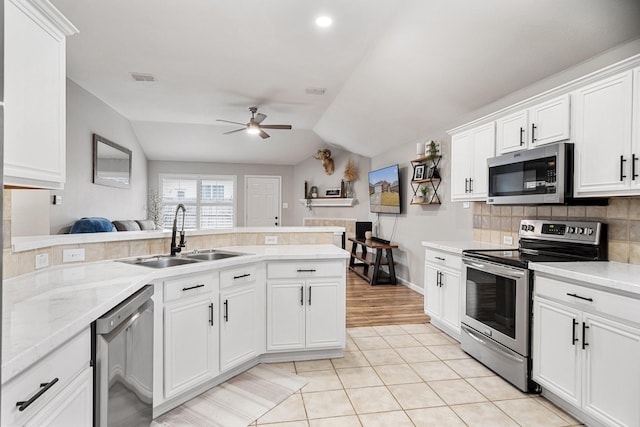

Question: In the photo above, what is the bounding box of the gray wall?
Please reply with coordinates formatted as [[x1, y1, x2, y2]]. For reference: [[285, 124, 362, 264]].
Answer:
[[47, 80, 148, 233], [147, 161, 295, 226], [291, 149, 371, 225]]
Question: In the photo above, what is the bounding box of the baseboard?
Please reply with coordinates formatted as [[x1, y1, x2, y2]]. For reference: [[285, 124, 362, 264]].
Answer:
[[396, 275, 424, 295]]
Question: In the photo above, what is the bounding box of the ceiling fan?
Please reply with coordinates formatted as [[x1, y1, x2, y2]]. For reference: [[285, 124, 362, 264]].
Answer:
[[216, 107, 292, 139]]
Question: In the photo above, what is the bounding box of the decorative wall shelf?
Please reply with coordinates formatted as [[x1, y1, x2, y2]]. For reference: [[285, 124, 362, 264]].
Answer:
[[298, 198, 356, 207], [410, 155, 442, 205]]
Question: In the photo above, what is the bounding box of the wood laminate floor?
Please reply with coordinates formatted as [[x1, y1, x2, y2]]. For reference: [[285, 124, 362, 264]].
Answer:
[[346, 270, 430, 328]]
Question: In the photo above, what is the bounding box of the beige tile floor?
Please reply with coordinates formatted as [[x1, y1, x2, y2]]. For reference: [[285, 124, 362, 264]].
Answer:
[[252, 324, 584, 427]]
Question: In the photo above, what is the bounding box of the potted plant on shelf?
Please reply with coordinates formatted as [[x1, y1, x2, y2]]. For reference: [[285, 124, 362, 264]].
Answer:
[[419, 186, 429, 203], [427, 140, 439, 160], [412, 186, 428, 204]]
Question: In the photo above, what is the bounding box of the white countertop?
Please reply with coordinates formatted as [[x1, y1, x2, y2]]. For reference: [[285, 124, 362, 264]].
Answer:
[[530, 261, 640, 297], [12, 226, 345, 252], [2, 244, 349, 383], [421, 240, 513, 254]]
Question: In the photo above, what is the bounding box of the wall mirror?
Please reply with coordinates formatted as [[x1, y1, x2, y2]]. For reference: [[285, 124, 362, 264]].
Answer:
[[93, 133, 132, 188]]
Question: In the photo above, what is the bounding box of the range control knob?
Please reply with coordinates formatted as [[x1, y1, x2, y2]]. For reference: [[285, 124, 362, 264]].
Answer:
[[521, 224, 528, 231], [527, 225, 535, 232], [567, 226, 575, 234], [577, 227, 585, 234], [587, 228, 594, 235]]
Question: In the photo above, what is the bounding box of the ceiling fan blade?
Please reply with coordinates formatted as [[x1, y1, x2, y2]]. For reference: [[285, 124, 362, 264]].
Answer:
[[259, 130, 270, 139], [223, 128, 246, 135], [216, 119, 246, 125], [254, 113, 267, 124], [260, 124, 292, 130]]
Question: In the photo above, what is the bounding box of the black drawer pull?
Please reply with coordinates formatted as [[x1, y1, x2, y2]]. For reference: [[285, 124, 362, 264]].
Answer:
[[297, 269, 316, 273], [17, 378, 59, 411], [233, 273, 251, 280], [567, 293, 593, 302], [434, 256, 446, 261], [182, 284, 205, 291]]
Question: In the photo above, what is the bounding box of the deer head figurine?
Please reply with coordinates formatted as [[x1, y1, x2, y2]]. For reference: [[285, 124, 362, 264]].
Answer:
[[314, 149, 335, 175]]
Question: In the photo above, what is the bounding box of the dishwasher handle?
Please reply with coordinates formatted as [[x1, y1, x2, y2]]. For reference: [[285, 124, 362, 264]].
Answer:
[[95, 285, 154, 334]]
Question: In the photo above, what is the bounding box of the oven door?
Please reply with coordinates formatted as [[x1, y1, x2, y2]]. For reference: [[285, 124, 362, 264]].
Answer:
[[461, 258, 530, 356]]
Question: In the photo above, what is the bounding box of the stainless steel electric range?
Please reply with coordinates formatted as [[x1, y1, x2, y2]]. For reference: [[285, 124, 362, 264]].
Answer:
[[461, 219, 607, 392]]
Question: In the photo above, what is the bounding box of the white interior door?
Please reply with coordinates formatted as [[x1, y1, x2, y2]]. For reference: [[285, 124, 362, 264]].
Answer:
[[245, 176, 281, 227]]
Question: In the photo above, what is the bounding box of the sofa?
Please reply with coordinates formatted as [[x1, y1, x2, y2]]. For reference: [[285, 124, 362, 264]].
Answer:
[[68, 217, 157, 234]]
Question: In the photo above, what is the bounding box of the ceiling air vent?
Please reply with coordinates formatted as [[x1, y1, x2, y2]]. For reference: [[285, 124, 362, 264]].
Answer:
[[305, 87, 326, 95], [130, 73, 156, 83]]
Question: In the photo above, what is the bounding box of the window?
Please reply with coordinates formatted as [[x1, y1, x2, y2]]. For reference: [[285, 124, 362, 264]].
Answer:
[[160, 174, 236, 230]]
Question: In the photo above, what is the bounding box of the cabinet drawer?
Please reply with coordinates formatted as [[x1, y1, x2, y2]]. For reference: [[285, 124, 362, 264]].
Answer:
[[267, 261, 344, 279], [220, 264, 258, 289], [2, 328, 91, 426], [165, 273, 216, 302], [535, 275, 640, 325], [425, 249, 462, 271]]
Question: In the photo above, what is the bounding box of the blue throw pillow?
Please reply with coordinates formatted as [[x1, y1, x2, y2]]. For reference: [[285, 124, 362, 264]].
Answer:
[[69, 217, 116, 233]]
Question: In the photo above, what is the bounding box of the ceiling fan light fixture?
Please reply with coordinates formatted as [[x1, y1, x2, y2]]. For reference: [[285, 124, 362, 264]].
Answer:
[[247, 123, 260, 134], [315, 16, 333, 27]]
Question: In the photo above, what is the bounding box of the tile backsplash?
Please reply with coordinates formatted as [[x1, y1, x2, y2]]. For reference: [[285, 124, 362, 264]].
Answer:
[[472, 197, 640, 264]]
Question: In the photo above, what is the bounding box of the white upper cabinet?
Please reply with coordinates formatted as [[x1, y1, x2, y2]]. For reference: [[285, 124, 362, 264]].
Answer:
[[451, 122, 495, 201], [573, 71, 634, 196], [497, 94, 570, 154], [4, 0, 78, 189]]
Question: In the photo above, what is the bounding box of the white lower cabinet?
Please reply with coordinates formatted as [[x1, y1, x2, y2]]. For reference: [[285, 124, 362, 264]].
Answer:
[[1, 328, 92, 427], [533, 275, 640, 427], [219, 264, 263, 371], [424, 249, 462, 340], [163, 273, 219, 400], [25, 367, 93, 427], [266, 261, 345, 352]]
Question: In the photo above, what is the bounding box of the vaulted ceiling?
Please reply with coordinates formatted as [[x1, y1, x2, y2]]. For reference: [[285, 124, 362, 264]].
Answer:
[[53, 0, 640, 164]]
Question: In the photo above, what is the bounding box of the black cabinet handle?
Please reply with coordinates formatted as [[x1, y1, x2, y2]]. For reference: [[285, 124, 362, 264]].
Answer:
[[632, 154, 638, 180], [233, 273, 251, 280], [531, 123, 537, 143], [308, 286, 312, 306], [16, 378, 59, 411], [182, 284, 205, 292], [582, 322, 589, 350], [519, 127, 524, 146], [567, 293, 593, 302], [464, 178, 469, 193], [300, 286, 304, 306], [223, 300, 229, 322], [620, 155, 627, 181], [469, 178, 473, 193], [436, 271, 442, 287], [435, 256, 446, 261], [209, 303, 214, 326], [296, 269, 316, 273], [571, 319, 578, 345]]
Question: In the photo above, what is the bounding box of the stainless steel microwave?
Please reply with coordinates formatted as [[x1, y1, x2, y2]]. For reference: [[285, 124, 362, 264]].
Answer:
[[487, 142, 573, 205]]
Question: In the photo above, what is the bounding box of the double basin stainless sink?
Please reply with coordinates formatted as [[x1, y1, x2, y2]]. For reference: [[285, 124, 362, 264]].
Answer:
[[118, 250, 244, 269]]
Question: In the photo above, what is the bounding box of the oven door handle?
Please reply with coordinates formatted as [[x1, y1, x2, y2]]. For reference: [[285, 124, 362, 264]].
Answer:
[[463, 259, 526, 279], [462, 324, 524, 363]]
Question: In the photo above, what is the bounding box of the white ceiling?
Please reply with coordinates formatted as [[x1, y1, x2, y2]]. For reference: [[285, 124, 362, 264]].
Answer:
[[53, 0, 640, 164]]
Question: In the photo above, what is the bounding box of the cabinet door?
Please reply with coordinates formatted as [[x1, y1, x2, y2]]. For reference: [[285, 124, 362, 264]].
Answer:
[[497, 110, 528, 153], [424, 264, 441, 318], [532, 298, 581, 407], [220, 284, 259, 371], [582, 313, 640, 427], [451, 132, 472, 201], [267, 281, 305, 351], [530, 94, 570, 147], [25, 367, 93, 427], [574, 71, 633, 196], [632, 67, 640, 191], [4, 0, 75, 189], [470, 122, 496, 198], [164, 297, 217, 398], [439, 269, 461, 335], [306, 280, 344, 349]]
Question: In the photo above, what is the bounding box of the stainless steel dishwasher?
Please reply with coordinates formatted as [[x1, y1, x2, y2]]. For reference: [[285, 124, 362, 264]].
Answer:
[[93, 285, 154, 427]]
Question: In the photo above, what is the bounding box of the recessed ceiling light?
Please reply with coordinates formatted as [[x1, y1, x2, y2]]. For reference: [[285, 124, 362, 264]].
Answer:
[[315, 16, 332, 27]]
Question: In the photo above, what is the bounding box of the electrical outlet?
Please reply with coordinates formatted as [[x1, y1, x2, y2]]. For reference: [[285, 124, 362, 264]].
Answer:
[[63, 248, 85, 263], [35, 253, 49, 269], [264, 235, 278, 245], [463, 201, 470, 209], [282, 202, 289, 209], [503, 236, 513, 245]]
